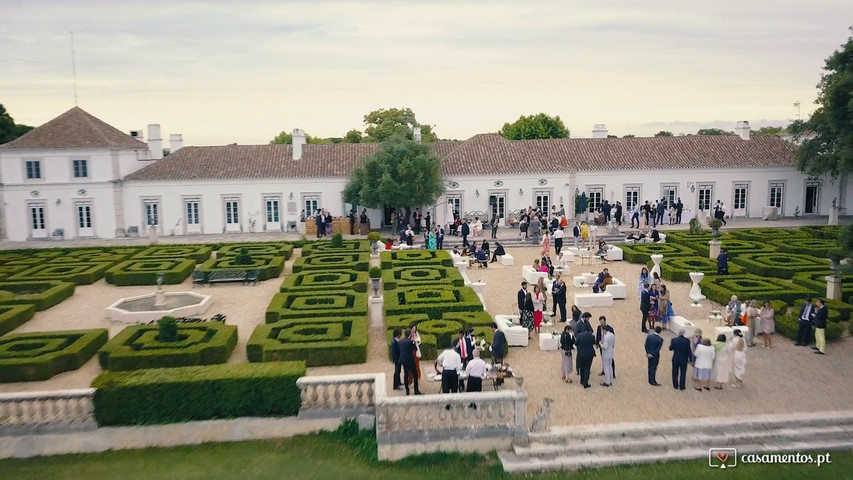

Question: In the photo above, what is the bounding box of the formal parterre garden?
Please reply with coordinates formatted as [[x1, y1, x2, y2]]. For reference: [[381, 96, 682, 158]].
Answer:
[[620, 225, 851, 343]]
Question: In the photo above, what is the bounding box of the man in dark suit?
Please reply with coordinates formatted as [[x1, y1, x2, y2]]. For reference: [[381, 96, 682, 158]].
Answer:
[[490, 322, 507, 364], [669, 328, 692, 390], [645, 326, 664, 386], [390, 327, 403, 390], [461, 220, 470, 248], [796, 298, 814, 346], [640, 282, 651, 332], [595, 316, 616, 378], [398, 329, 421, 395], [675, 198, 684, 224], [552, 276, 567, 322], [575, 330, 596, 388], [813, 299, 828, 355], [517, 281, 528, 313]]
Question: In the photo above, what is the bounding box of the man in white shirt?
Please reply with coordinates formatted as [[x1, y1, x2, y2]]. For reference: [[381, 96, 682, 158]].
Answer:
[[436, 339, 463, 393], [553, 227, 565, 255], [465, 349, 487, 392], [600, 329, 615, 387]]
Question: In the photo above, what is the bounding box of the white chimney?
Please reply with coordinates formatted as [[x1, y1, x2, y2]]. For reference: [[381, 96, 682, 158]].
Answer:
[[735, 121, 751, 140], [592, 124, 608, 139], [169, 134, 183, 153], [147, 124, 163, 160], [413, 126, 422, 143], [292, 128, 306, 160], [130, 130, 144, 141]]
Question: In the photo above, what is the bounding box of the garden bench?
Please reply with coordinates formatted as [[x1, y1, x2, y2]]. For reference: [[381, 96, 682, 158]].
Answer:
[[192, 270, 207, 287], [245, 270, 260, 285], [207, 269, 248, 285]]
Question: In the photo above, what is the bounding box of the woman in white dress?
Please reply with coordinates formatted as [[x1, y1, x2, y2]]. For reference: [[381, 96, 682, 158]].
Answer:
[[532, 285, 546, 334], [758, 300, 775, 348], [693, 338, 716, 391], [732, 329, 747, 388], [711, 333, 734, 389]]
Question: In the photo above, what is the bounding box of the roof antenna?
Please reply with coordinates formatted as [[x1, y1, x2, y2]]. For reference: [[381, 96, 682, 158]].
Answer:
[[70, 31, 78, 106]]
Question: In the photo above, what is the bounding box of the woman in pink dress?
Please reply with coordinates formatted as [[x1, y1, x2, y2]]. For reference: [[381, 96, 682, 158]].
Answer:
[[532, 285, 545, 334], [541, 231, 551, 256]]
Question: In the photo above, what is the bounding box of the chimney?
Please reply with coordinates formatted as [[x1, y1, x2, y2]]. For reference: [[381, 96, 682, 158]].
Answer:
[[592, 124, 608, 139], [130, 130, 144, 141], [292, 128, 306, 160], [735, 121, 751, 140], [169, 134, 183, 153], [147, 124, 163, 160], [413, 126, 422, 143]]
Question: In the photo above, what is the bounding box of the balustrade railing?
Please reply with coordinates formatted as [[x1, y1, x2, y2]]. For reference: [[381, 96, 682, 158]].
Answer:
[[296, 374, 383, 419], [0, 388, 97, 434]]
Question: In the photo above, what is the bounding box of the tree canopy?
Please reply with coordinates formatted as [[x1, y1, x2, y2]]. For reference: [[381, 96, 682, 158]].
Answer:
[[343, 135, 444, 213], [756, 126, 784, 136], [269, 131, 330, 145], [362, 107, 437, 143], [696, 128, 735, 136], [0, 104, 34, 144], [498, 113, 570, 140], [654, 131, 673, 137], [789, 27, 853, 179]]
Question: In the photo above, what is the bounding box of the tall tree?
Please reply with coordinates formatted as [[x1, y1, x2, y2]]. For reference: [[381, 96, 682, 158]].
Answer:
[[756, 126, 784, 135], [696, 128, 735, 136], [362, 108, 437, 143], [269, 130, 329, 144], [0, 104, 34, 144], [654, 131, 673, 137], [343, 135, 444, 218], [498, 113, 570, 140], [343, 129, 363, 143]]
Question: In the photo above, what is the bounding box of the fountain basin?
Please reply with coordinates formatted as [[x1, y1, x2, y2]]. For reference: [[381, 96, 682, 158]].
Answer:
[[106, 291, 212, 323]]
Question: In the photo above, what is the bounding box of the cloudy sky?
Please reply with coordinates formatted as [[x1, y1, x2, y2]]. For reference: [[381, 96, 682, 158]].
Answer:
[[2, 1, 851, 145]]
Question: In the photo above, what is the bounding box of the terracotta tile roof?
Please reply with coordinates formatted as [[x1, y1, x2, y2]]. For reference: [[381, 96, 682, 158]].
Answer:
[[0, 107, 148, 150]]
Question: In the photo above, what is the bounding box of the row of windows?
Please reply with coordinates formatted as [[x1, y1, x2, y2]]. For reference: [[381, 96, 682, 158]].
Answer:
[[24, 160, 88, 180], [142, 195, 313, 227]]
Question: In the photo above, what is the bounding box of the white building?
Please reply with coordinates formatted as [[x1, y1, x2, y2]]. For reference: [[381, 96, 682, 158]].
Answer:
[[1, 110, 849, 241]]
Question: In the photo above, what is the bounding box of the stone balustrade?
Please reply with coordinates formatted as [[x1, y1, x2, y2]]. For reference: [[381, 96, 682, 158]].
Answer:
[[0, 388, 97, 434], [296, 374, 384, 419], [375, 389, 528, 460]]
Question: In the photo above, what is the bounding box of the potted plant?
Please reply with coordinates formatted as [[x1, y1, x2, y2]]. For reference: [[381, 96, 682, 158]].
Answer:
[[369, 266, 382, 297], [707, 218, 723, 240]]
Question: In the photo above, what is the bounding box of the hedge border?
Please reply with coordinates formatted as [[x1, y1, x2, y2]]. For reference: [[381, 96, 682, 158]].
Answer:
[[199, 255, 285, 281], [291, 253, 370, 273], [132, 245, 213, 263], [659, 256, 745, 283], [105, 259, 196, 286], [0, 304, 37, 336], [247, 316, 368, 366], [384, 286, 483, 318], [381, 266, 465, 290], [730, 253, 829, 279], [702, 274, 815, 306], [0, 280, 75, 311], [0, 329, 108, 382], [8, 262, 113, 285], [217, 243, 295, 260], [379, 250, 454, 269], [279, 270, 368, 293], [266, 291, 368, 323]]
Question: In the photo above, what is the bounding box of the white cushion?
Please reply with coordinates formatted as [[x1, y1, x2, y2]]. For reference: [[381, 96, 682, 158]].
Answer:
[[501, 254, 515, 266], [604, 279, 627, 299], [668, 316, 697, 338], [606, 246, 623, 261], [522, 266, 549, 285], [494, 314, 529, 347], [574, 291, 614, 308]]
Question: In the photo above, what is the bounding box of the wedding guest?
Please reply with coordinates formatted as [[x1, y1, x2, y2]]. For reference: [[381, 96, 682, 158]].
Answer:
[[693, 338, 716, 391], [711, 333, 734, 390], [559, 324, 575, 383], [465, 349, 487, 392], [532, 285, 546, 334], [745, 300, 760, 347], [758, 300, 775, 349], [732, 329, 747, 387]]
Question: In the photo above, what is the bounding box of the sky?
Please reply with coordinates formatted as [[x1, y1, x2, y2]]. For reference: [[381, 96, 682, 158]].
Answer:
[[2, 1, 852, 146]]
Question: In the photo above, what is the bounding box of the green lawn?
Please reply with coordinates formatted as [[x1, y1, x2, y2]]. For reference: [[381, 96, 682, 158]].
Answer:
[[2, 424, 850, 480]]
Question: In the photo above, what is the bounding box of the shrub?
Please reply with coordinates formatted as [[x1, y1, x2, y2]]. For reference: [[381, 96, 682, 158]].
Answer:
[[682, 239, 776, 258], [56, 249, 133, 264], [368, 232, 381, 243], [688, 218, 702, 235], [132, 245, 213, 263], [97, 322, 237, 371], [799, 225, 842, 240], [199, 255, 285, 281], [91, 361, 305, 426], [659, 257, 745, 283], [774, 314, 842, 342], [0, 329, 108, 382], [301, 240, 369, 256], [707, 218, 723, 229], [729, 227, 806, 242], [247, 317, 368, 366], [8, 262, 113, 285], [158, 316, 179, 342], [791, 271, 853, 302], [330, 232, 344, 248], [217, 243, 294, 260], [730, 253, 829, 279], [0, 280, 75, 311], [369, 266, 382, 279], [105, 259, 196, 286], [381, 266, 464, 290], [417, 319, 463, 349], [233, 248, 253, 265], [792, 298, 851, 322], [291, 253, 369, 273], [771, 238, 842, 258], [266, 292, 368, 323], [384, 286, 483, 318], [0, 265, 30, 281], [379, 250, 455, 269], [279, 270, 368, 293], [0, 304, 37, 336], [618, 243, 699, 264], [702, 275, 815, 306]]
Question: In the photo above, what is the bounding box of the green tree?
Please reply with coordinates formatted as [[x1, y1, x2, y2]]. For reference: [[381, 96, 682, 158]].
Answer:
[[756, 126, 784, 135], [654, 131, 673, 137], [343, 129, 363, 143], [498, 113, 570, 140], [0, 104, 34, 144], [696, 128, 735, 136], [343, 135, 444, 219], [269, 131, 329, 145], [623, 134, 635, 138], [362, 108, 437, 143]]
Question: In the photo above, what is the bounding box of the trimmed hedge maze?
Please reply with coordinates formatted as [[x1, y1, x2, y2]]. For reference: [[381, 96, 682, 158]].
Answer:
[[729, 228, 808, 242], [217, 243, 294, 260], [8, 262, 113, 285], [381, 266, 465, 290], [379, 250, 454, 269], [199, 256, 285, 281], [385, 286, 482, 318], [792, 272, 853, 303], [279, 270, 368, 293], [0, 280, 75, 311], [0, 304, 36, 336], [772, 238, 843, 258], [0, 329, 108, 382], [730, 253, 829, 279], [91, 361, 305, 426], [300, 240, 369, 256], [98, 322, 237, 371], [659, 257, 745, 283], [247, 317, 368, 366], [291, 253, 369, 273], [133, 245, 213, 263], [700, 274, 816, 306], [106, 259, 197, 286], [265, 292, 368, 323], [683, 239, 776, 258], [618, 243, 700, 264]]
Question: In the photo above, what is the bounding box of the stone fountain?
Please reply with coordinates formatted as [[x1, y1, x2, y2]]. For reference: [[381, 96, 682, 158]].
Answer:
[[106, 273, 212, 323]]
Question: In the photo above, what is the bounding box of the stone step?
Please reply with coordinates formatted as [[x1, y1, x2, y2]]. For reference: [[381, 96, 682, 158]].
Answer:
[[530, 410, 853, 444], [514, 424, 853, 458], [499, 438, 853, 474]]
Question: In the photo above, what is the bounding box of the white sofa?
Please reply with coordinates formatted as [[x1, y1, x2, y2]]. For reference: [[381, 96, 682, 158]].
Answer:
[[606, 246, 623, 261], [522, 266, 550, 286], [574, 291, 614, 308], [668, 315, 698, 338], [500, 253, 514, 266], [603, 278, 627, 299], [494, 314, 529, 347]]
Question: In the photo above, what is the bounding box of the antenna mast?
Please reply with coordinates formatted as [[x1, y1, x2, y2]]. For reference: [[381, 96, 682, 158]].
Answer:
[[70, 31, 78, 106]]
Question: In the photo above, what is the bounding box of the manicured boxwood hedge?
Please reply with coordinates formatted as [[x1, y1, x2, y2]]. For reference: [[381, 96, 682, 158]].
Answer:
[[97, 323, 237, 371], [266, 292, 368, 323], [291, 253, 369, 273], [132, 245, 213, 263], [279, 270, 368, 293], [247, 317, 367, 366], [774, 314, 842, 343], [54, 249, 133, 264], [381, 266, 465, 290], [791, 271, 853, 302], [683, 239, 777, 258], [8, 262, 113, 285], [0, 250, 62, 265], [618, 243, 700, 264], [198, 255, 285, 281], [792, 298, 851, 322], [91, 361, 306, 426], [105, 259, 197, 286], [379, 250, 454, 269], [384, 315, 496, 361], [0, 280, 75, 311], [0, 304, 36, 336], [0, 265, 30, 281], [384, 286, 483, 318], [217, 243, 294, 260], [702, 275, 815, 306], [799, 225, 842, 240], [729, 228, 807, 242], [730, 253, 829, 279], [771, 238, 842, 258], [301, 240, 369, 256], [663, 231, 721, 244], [659, 256, 745, 282], [0, 329, 108, 382]]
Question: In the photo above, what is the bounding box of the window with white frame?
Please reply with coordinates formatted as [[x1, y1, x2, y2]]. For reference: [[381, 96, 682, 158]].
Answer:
[[224, 198, 240, 225], [733, 183, 749, 210], [661, 184, 678, 208], [446, 194, 462, 217], [303, 194, 320, 218], [586, 187, 603, 213], [769, 182, 784, 209], [265, 196, 280, 223], [143, 199, 160, 226], [534, 190, 551, 214], [25, 160, 41, 179], [625, 186, 640, 210], [697, 184, 714, 211], [185, 199, 200, 225], [72, 159, 88, 178]]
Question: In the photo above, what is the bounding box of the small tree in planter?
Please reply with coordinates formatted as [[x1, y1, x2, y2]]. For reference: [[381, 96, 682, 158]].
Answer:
[[157, 316, 179, 342], [330, 232, 344, 248], [234, 247, 253, 265], [369, 266, 382, 297], [707, 218, 723, 239]]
